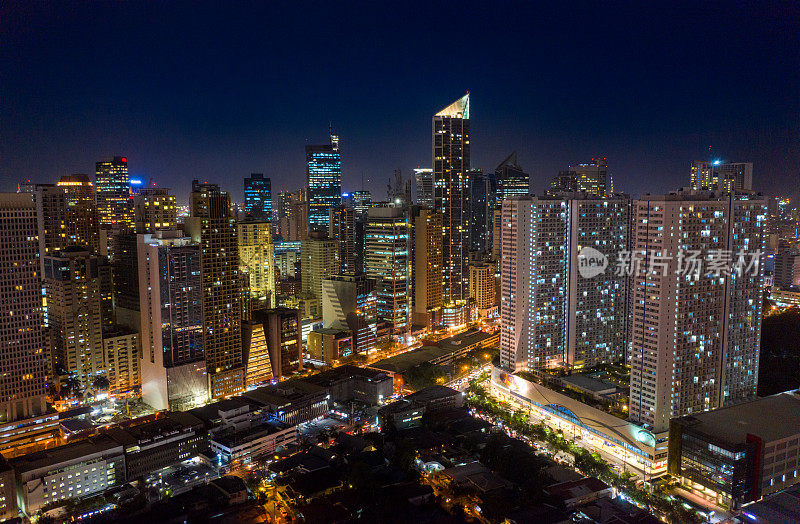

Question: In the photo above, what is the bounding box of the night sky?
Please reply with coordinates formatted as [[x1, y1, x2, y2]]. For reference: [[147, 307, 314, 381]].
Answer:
[[2, 1, 798, 203]]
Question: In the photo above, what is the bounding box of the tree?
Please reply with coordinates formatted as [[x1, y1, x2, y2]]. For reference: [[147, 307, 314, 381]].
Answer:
[[92, 375, 110, 391]]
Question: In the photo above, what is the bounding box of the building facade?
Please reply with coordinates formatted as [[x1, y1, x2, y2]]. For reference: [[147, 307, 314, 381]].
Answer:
[[186, 182, 244, 399], [411, 205, 443, 327], [365, 205, 410, 337], [628, 190, 766, 433], [0, 194, 49, 421], [434, 94, 470, 305], [243, 173, 272, 219], [499, 194, 631, 372], [95, 156, 132, 228], [306, 131, 341, 235], [690, 160, 753, 192]]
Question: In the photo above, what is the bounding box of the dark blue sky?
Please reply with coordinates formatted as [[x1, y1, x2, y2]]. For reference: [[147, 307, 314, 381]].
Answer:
[[2, 1, 798, 202]]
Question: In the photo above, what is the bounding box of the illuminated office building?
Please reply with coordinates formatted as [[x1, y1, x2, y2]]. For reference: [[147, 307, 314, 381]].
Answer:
[[322, 274, 377, 355], [95, 156, 133, 228], [350, 190, 372, 221], [306, 130, 342, 235], [414, 168, 434, 208], [365, 205, 410, 337], [494, 151, 530, 202], [238, 219, 276, 307], [244, 173, 272, 219], [329, 205, 359, 274], [469, 168, 491, 253], [433, 93, 470, 303]]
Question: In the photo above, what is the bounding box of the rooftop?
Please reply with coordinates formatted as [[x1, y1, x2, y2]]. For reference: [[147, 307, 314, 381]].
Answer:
[[437, 329, 498, 352], [561, 374, 618, 394], [211, 422, 292, 449], [370, 346, 451, 373], [10, 434, 122, 473], [406, 385, 461, 404], [677, 390, 800, 444], [545, 477, 610, 500]]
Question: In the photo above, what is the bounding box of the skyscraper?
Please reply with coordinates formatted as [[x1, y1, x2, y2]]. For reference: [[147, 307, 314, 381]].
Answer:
[[300, 237, 341, 303], [95, 156, 133, 228], [494, 151, 529, 201], [500, 194, 631, 372], [185, 181, 244, 400], [434, 93, 470, 304], [56, 174, 100, 252], [238, 219, 277, 308], [252, 308, 302, 379], [365, 205, 410, 337], [690, 160, 753, 192], [410, 205, 443, 327], [414, 168, 434, 208], [244, 173, 272, 219], [138, 231, 207, 411], [350, 190, 372, 221], [306, 130, 342, 235], [469, 168, 490, 253], [0, 193, 49, 421], [44, 247, 113, 391], [628, 190, 765, 432], [550, 159, 612, 197], [133, 187, 177, 233], [329, 205, 358, 274]]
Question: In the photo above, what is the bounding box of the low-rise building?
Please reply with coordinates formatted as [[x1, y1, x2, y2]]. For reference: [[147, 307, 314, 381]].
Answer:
[[668, 390, 800, 508], [405, 385, 463, 413], [307, 328, 353, 366], [243, 381, 329, 424], [378, 400, 425, 431], [303, 365, 393, 406], [105, 411, 207, 480], [210, 422, 297, 468], [10, 435, 126, 515], [544, 477, 613, 509], [770, 286, 800, 307]]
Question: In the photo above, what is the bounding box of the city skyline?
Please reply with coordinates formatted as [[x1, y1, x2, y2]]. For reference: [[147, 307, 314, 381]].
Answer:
[[2, 3, 798, 202]]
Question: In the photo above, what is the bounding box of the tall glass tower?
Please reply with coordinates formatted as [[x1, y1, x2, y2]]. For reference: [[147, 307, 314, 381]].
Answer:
[[244, 173, 272, 219], [433, 93, 470, 305], [306, 129, 342, 235]]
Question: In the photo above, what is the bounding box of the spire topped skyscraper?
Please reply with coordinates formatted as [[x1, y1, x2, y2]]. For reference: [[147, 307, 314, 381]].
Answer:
[[433, 93, 470, 305]]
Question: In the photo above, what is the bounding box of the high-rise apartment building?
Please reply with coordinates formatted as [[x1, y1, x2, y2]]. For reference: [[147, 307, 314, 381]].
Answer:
[[628, 190, 766, 432], [44, 247, 113, 390], [238, 220, 276, 308], [56, 174, 100, 252], [690, 161, 753, 192], [306, 130, 342, 235], [102, 327, 140, 396], [244, 173, 272, 219], [133, 187, 177, 233], [434, 93, 471, 304], [500, 194, 631, 372], [0, 193, 49, 421], [414, 168, 434, 208], [138, 231, 207, 411], [365, 205, 410, 337], [410, 205, 443, 327], [322, 274, 377, 355], [469, 260, 497, 316], [95, 156, 133, 228], [550, 159, 612, 197], [185, 181, 244, 400]]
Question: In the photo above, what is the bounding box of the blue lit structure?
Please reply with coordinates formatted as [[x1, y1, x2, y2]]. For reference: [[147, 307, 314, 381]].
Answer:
[[306, 130, 341, 234], [243, 173, 272, 219]]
